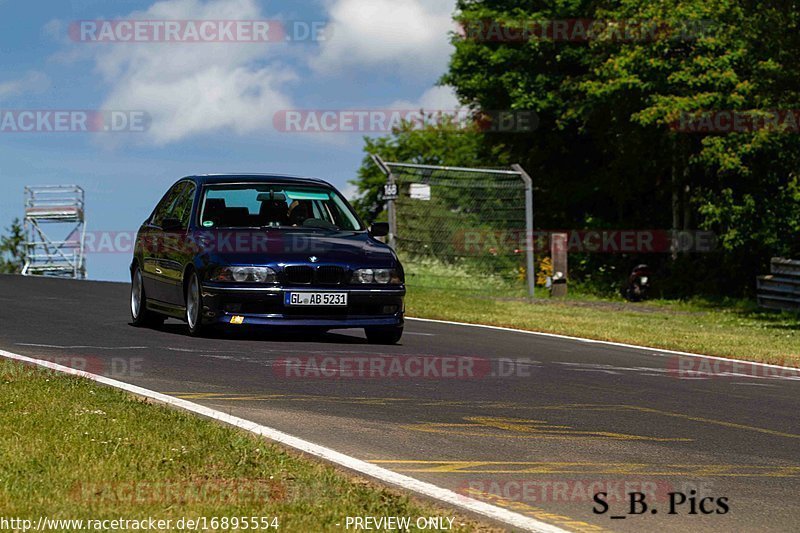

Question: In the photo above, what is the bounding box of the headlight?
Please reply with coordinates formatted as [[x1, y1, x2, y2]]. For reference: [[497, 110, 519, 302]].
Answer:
[[210, 266, 277, 283], [351, 268, 402, 285], [352, 268, 374, 284]]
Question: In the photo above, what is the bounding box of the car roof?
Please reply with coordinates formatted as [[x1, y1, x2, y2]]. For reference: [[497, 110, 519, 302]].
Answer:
[[186, 174, 332, 186]]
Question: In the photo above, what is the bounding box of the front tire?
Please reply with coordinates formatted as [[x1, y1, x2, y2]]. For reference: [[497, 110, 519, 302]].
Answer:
[[365, 326, 403, 345], [185, 272, 208, 337], [130, 266, 164, 328]]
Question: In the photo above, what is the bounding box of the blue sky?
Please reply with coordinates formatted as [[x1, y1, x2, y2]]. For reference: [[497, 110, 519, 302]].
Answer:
[[0, 0, 458, 280]]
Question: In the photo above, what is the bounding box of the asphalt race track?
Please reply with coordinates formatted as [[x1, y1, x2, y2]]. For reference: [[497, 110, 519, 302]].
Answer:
[[2, 275, 799, 532]]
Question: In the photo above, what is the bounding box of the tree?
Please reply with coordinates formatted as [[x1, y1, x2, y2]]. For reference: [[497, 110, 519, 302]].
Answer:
[[442, 0, 800, 295], [579, 0, 800, 292], [351, 115, 510, 223], [353, 0, 800, 295], [0, 218, 26, 274]]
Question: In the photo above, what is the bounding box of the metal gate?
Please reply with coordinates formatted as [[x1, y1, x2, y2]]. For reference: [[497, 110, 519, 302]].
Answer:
[[372, 156, 535, 299]]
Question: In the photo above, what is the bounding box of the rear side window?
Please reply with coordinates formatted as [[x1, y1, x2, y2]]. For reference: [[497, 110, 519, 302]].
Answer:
[[172, 182, 196, 228], [151, 182, 185, 227]]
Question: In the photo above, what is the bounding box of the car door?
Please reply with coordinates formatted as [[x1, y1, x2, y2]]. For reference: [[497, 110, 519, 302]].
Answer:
[[159, 181, 196, 306], [142, 182, 185, 303]]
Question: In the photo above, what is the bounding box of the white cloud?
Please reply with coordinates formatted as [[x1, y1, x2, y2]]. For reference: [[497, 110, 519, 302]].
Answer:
[[88, 0, 295, 145], [313, 0, 456, 74], [51, 0, 460, 145], [0, 71, 50, 101], [389, 85, 460, 111], [340, 181, 359, 200]]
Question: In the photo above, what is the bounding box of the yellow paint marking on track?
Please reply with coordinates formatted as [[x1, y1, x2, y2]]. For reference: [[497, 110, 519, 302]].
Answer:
[[688, 387, 757, 401], [170, 392, 231, 399], [464, 404, 800, 440], [170, 393, 290, 401], [568, 382, 651, 396], [461, 488, 609, 533], [162, 392, 571, 409], [523, 404, 800, 439], [468, 417, 582, 430], [370, 461, 800, 477], [403, 461, 497, 473], [403, 416, 692, 442], [623, 405, 800, 439], [168, 395, 800, 440]]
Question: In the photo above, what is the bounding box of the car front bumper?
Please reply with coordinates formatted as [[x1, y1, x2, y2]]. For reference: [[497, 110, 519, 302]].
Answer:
[[200, 284, 405, 328]]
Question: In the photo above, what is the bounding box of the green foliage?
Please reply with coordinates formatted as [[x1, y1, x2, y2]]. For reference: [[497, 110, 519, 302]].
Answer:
[[454, 0, 800, 295], [581, 0, 800, 293], [351, 116, 509, 223], [0, 218, 26, 274], [354, 0, 800, 297]]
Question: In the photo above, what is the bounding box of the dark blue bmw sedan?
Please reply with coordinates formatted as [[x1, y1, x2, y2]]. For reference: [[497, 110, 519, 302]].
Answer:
[[130, 174, 405, 344]]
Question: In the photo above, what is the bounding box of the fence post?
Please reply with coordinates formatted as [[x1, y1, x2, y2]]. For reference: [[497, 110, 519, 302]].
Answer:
[[387, 171, 397, 250], [370, 154, 397, 249], [550, 233, 568, 297], [512, 164, 535, 300]]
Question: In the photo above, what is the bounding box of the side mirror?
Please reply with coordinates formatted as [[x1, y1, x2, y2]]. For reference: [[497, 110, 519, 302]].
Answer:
[[161, 217, 183, 231], [369, 222, 389, 237]]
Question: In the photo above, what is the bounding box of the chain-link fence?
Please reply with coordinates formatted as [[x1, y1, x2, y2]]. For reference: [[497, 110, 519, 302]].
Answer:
[[372, 157, 534, 299]]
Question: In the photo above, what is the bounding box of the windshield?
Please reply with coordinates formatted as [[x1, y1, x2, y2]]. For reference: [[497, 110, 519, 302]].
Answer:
[[199, 183, 364, 231]]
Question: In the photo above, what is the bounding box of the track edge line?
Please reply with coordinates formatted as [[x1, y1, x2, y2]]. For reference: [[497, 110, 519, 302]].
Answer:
[[407, 316, 798, 372], [0, 348, 568, 533]]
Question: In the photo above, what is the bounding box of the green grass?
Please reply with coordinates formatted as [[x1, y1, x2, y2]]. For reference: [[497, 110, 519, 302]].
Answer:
[[0, 360, 492, 532], [402, 259, 800, 367]]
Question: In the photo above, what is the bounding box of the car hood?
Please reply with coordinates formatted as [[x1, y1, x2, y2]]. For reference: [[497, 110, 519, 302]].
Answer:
[[195, 229, 397, 266]]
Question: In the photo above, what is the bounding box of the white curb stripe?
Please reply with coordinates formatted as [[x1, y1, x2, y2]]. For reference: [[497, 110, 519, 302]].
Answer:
[[407, 317, 800, 375], [0, 348, 567, 533]]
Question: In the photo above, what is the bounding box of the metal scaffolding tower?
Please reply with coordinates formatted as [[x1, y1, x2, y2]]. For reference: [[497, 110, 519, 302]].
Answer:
[[22, 185, 87, 279]]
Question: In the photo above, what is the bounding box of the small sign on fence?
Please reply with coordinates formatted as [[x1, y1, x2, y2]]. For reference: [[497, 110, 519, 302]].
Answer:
[[409, 183, 431, 201], [383, 183, 398, 200]]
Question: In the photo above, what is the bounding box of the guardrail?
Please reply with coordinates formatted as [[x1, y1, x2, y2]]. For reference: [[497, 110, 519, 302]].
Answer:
[[757, 258, 800, 312]]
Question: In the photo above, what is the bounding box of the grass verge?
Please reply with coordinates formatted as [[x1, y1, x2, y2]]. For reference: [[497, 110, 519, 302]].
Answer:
[[402, 261, 799, 367], [0, 360, 493, 532]]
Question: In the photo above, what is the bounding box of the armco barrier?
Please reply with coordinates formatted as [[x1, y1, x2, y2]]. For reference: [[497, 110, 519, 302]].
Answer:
[[757, 257, 800, 311]]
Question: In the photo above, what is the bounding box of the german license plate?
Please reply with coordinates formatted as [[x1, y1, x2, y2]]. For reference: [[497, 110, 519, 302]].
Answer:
[[284, 292, 348, 306]]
